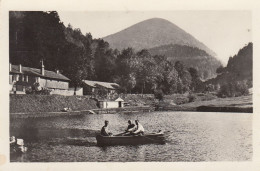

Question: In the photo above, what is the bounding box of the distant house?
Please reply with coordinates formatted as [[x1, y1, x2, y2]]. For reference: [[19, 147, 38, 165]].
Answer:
[[9, 62, 70, 95], [82, 80, 120, 96], [98, 97, 124, 109]]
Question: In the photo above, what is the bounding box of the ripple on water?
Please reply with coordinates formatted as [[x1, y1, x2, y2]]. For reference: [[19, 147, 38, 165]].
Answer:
[[10, 111, 252, 162]]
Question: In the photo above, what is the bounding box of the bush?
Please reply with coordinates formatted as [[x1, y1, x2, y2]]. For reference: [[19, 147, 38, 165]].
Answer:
[[175, 97, 189, 105], [218, 81, 249, 98], [25, 87, 51, 95], [25, 86, 33, 94], [188, 94, 197, 102], [154, 89, 164, 101], [37, 89, 51, 95]]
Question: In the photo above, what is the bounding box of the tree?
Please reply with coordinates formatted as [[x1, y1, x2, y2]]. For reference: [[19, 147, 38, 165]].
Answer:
[[154, 89, 164, 101], [116, 48, 135, 76], [94, 40, 116, 82], [135, 50, 157, 94], [114, 48, 137, 93], [216, 65, 224, 74], [189, 67, 203, 92], [156, 59, 178, 94], [174, 61, 185, 78], [10, 11, 67, 70], [61, 43, 88, 94], [217, 81, 249, 97], [175, 61, 192, 93]]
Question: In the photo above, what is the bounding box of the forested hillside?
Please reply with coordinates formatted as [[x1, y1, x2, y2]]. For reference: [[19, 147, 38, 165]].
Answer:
[[207, 43, 252, 85], [103, 18, 221, 79], [149, 44, 222, 79], [9, 11, 212, 94], [206, 43, 252, 97]]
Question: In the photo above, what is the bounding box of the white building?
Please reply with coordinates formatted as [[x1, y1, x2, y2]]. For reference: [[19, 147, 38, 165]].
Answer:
[[98, 97, 124, 109]]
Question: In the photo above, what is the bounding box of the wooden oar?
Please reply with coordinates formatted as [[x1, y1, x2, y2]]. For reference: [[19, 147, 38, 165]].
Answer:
[[114, 132, 126, 136]]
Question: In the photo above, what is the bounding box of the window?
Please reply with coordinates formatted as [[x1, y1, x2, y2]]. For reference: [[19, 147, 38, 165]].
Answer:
[[9, 75, 13, 84], [19, 75, 22, 81], [12, 75, 16, 82], [16, 75, 19, 81], [26, 76, 29, 82], [14, 75, 16, 81], [35, 77, 40, 83]]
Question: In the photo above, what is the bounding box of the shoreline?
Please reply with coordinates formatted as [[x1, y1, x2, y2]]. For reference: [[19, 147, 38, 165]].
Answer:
[[9, 94, 253, 118], [10, 106, 155, 118], [157, 105, 253, 113], [10, 105, 252, 119]]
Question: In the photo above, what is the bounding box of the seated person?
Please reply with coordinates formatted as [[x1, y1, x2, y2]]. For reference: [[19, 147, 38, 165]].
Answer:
[[132, 120, 144, 135], [126, 120, 135, 132], [121, 120, 135, 136], [101, 120, 112, 136]]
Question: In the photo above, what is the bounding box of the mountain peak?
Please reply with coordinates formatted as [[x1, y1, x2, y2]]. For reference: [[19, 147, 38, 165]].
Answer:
[[139, 17, 173, 23], [103, 18, 216, 56]]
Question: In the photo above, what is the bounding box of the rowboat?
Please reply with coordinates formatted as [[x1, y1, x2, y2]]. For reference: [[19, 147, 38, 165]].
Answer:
[[96, 132, 166, 146]]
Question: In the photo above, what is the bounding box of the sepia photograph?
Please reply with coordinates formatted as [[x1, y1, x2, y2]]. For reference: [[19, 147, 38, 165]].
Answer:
[[8, 10, 253, 162], [1, 0, 260, 170]]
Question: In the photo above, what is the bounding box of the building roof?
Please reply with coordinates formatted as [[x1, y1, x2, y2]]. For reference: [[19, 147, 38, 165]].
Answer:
[[98, 97, 124, 102], [10, 64, 70, 81], [82, 80, 119, 90], [115, 97, 124, 102]]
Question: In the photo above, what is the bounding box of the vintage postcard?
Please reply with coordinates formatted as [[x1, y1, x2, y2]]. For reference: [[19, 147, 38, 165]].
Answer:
[[1, 0, 260, 170]]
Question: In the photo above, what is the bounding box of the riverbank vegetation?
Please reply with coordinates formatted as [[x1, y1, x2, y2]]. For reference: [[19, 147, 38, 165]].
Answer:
[[156, 94, 252, 113], [10, 93, 252, 114]]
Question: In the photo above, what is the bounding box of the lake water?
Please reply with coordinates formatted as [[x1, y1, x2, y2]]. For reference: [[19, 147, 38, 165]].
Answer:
[[10, 111, 252, 162]]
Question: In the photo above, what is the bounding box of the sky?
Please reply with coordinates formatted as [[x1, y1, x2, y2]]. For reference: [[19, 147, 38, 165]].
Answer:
[[57, 11, 252, 65]]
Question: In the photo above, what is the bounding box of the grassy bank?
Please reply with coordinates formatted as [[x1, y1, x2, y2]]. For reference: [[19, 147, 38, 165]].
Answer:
[[10, 93, 253, 114], [157, 95, 253, 113], [10, 94, 98, 113], [121, 94, 156, 106]]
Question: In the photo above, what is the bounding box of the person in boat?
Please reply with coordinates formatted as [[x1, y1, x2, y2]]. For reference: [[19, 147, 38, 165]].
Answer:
[[119, 120, 135, 136], [133, 120, 145, 135], [126, 120, 135, 132], [101, 120, 112, 136], [128, 120, 145, 135]]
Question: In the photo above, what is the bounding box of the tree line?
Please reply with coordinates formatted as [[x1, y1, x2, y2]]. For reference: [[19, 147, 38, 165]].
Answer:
[[214, 42, 252, 97], [10, 11, 204, 95]]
